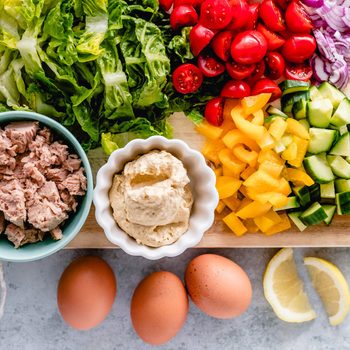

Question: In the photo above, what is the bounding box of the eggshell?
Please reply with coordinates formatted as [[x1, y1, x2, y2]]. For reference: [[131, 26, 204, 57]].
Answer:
[[185, 254, 252, 319], [57, 256, 117, 330], [130, 271, 188, 345]]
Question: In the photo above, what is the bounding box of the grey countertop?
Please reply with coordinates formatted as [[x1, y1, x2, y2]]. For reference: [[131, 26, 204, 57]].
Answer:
[[1, 248, 350, 350]]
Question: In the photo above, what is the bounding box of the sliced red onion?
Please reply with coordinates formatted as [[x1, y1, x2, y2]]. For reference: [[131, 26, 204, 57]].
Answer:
[[302, 0, 324, 7], [311, 55, 330, 82]]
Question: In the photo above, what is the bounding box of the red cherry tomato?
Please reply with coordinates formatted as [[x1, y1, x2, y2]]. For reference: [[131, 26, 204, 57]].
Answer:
[[265, 52, 285, 80], [257, 23, 286, 51], [172, 63, 203, 94], [189, 24, 216, 56], [170, 5, 198, 30], [285, 63, 313, 81], [285, 1, 313, 34], [226, 0, 250, 30], [220, 80, 251, 98], [159, 0, 174, 11], [174, 0, 205, 8], [197, 53, 225, 77], [211, 31, 233, 61], [275, 0, 291, 10], [281, 34, 316, 63], [204, 97, 224, 126], [200, 0, 232, 30], [244, 3, 260, 30], [245, 60, 266, 86], [259, 0, 286, 32], [226, 61, 256, 80], [230, 30, 267, 65], [251, 78, 282, 101]]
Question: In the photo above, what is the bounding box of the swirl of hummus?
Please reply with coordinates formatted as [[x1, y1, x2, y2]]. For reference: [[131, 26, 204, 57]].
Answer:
[[109, 150, 193, 247]]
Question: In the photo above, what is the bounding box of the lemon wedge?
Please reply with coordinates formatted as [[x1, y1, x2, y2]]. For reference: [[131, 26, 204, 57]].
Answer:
[[304, 257, 350, 326], [263, 248, 316, 323]]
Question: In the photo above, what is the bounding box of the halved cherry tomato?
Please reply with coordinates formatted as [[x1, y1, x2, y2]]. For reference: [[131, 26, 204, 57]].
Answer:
[[257, 23, 285, 51], [200, 0, 232, 30], [259, 0, 286, 32], [230, 30, 267, 64], [198, 53, 225, 77], [159, 0, 174, 11], [189, 24, 216, 56], [285, 1, 313, 34], [220, 80, 251, 98], [245, 60, 266, 85], [173, 63, 203, 94], [285, 63, 313, 81], [170, 5, 198, 30], [265, 52, 285, 80], [211, 31, 233, 61], [244, 3, 260, 30], [204, 97, 224, 126], [281, 34, 316, 63], [275, 0, 291, 10], [226, 0, 250, 30], [174, 0, 205, 8], [226, 61, 256, 80], [251, 78, 282, 101]]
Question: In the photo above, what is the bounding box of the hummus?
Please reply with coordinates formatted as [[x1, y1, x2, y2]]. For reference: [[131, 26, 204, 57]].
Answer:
[[109, 150, 193, 247]]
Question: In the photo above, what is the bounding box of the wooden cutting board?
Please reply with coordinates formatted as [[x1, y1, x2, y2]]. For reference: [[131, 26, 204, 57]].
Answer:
[[68, 88, 350, 249]]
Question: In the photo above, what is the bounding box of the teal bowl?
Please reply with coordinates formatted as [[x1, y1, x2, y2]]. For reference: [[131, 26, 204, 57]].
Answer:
[[0, 111, 93, 262]]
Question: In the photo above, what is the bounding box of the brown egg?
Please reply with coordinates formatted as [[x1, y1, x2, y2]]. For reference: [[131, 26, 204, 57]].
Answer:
[[57, 256, 117, 330], [185, 254, 252, 319], [130, 271, 188, 345]]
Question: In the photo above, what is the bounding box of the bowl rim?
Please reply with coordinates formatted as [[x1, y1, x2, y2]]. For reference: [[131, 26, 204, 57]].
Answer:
[[94, 135, 218, 260], [0, 111, 93, 262]]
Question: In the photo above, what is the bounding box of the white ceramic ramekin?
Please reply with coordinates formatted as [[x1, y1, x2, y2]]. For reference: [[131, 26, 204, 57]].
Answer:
[[94, 136, 218, 260]]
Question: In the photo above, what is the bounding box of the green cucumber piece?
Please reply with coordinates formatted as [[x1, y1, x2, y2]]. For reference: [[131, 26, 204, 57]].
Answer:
[[274, 196, 300, 211], [322, 205, 336, 225], [318, 82, 345, 109], [309, 183, 321, 202], [309, 85, 322, 101], [298, 119, 310, 131], [293, 186, 311, 207], [288, 212, 307, 232], [281, 91, 310, 114], [300, 202, 327, 225], [303, 154, 335, 184], [307, 128, 337, 154], [329, 132, 350, 157], [336, 192, 350, 215], [320, 181, 335, 199], [265, 114, 285, 125], [307, 99, 333, 128], [330, 98, 350, 126], [292, 99, 307, 120], [279, 80, 310, 95], [266, 106, 288, 118], [327, 155, 350, 179], [335, 179, 350, 193]]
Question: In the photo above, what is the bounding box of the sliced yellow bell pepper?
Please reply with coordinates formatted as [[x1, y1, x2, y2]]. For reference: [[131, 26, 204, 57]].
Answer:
[[250, 192, 289, 207], [286, 118, 310, 140], [264, 213, 291, 236], [202, 139, 226, 166], [288, 136, 309, 168], [268, 117, 287, 141], [219, 148, 246, 176], [222, 129, 260, 152], [244, 218, 259, 233], [258, 149, 285, 165], [196, 121, 224, 140], [233, 145, 258, 167], [241, 93, 271, 115], [257, 131, 275, 150], [285, 168, 314, 186], [244, 170, 281, 192], [223, 166, 240, 177], [236, 201, 272, 219], [223, 99, 239, 120], [222, 196, 241, 211], [240, 166, 257, 180], [213, 167, 223, 178], [237, 197, 252, 211], [254, 215, 275, 233], [223, 212, 247, 236], [216, 200, 226, 214], [281, 142, 298, 161], [259, 161, 284, 178], [278, 178, 292, 196], [252, 109, 264, 125], [216, 176, 242, 199]]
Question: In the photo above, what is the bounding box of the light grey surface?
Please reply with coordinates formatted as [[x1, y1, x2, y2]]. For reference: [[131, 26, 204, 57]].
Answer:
[[1, 248, 350, 350]]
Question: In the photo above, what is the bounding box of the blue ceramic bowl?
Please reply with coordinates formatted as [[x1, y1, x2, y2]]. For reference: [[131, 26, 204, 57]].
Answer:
[[0, 111, 93, 262]]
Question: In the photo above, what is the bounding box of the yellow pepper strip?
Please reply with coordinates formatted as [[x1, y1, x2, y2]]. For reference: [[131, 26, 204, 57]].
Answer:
[[236, 201, 272, 219], [254, 209, 282, 233], [259, 161, 284, 178], [282, 142, 298, 161], [195, 121, 224, 140], [288, 136, 309, 168], [216, 176, 242, 199], [244, 218, 259, 233], [258, 149, 285, 165], [223, 166, 240, 177], [233, 145, 258, 167], [223, 212, 247, 236], [202, 139, 226, 166], [222, 129, 259, 152], [237, 197, 252, 211], [268, 117, 287, 141], [219, 148, 246, 176], [279, 178, 292, 196], [285, 168, 314, 187], [264, 213, 291, 236], [250, 192, 289, 207], [251, 109, 264, 125], [257, 131, 275, 150], [240, 166, 257, 180], [213, 167, 223, 178], [216, 200, 226, 214], [222, 196, 241, 211], [286, 118, 310, 140], [241, 93, 271, 115], [244, 170, 281, 192]]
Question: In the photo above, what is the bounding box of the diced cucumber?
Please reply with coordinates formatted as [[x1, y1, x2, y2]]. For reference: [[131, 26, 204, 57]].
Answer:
[[300, 202, 327, 225], [281, 91, 310, 114], [288, 212, 307, 231], [279, 80, 310, 95], [307, 99, 333, 128], [322, 205, 336, 225], [307, 128, 337, 154], [266, 105, 288, 118], [274, 196, 300, 211], [330, 98, 350, 127], [318, 82, 345, 109], [335, 179, 350, 193], [327, 155, 350, 179], [336, 192, 350, 215], [303, 154, 335, 183], [292, 99, 307, 120], [329, 132, 350, 157], [298, 119, 310, 131], [293, 186, 311, 207], [330, 125, 349, 136], [320, 181, 335, 199], [309, 183, 321, 202], [309, 85, 322, 101]]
